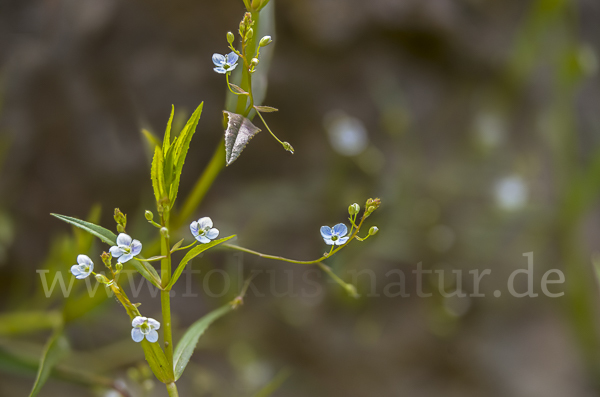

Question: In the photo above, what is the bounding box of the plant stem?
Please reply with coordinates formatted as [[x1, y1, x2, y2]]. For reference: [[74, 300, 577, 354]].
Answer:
[[166, 382, 180, 397], [160, 210, 174, 366]]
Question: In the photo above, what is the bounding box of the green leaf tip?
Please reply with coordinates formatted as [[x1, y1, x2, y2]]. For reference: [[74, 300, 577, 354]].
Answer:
[[223, 111, 261, 166]]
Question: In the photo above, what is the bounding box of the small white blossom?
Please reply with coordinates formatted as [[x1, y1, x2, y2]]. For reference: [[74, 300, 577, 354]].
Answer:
[[212, 52, 239, 74], [109, 233, 142, 263], [320, 223, 349, 246], [71, 255, 94, 279], [131, 316, 160, 343], [190, 217, 219, 244]]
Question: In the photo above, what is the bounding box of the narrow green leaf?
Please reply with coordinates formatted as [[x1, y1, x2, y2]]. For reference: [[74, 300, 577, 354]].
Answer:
[[170, 103, 204, 205], [29, 330, 69, 397], [163, 105, 175, 154], [253, 105, 278, 113], [173, 304, 233, 380], [0, 311, 62, 336], [166, 235, 235, 290], [51, 214, 162, 288], [140, 340, 174, 383], [151, 147, 163, 203], [51, 213, 116, 245], [223, 111, 261, 166], [141, 129, 161, 148]]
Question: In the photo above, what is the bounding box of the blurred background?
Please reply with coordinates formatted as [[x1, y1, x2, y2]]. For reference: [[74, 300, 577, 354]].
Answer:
[[2, 0, 600, 396]]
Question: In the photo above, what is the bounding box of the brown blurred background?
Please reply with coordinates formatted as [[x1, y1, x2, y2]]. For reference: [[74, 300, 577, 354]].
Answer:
[[2, 0, 600, 396]]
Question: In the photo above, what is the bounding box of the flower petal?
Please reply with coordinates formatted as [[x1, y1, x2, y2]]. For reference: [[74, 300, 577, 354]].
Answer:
[[132, 316, 147, 327], [147, 318, 160, 330], [77, 255, 93, 266], [145, 329, 159, 343], [109, 246, 123, 258], [131, 328, 144, 342], [332, 223, 348, 237], [71, 265, 82, 277], [196, 235, 211, 244], [131, 240, 142, 256], [226, 51, 239, 66], [320, 226, 333, 238], [119, 253, 133, 263], [213, 67, 227, 74], [212, 53, 226, 66], [206, 228, 219, 240], [336, 236, 349, 245], [198, 217, 213, 230], [116, 233, 132, 246], [226, 63, 237, 72], [323, 237, 335, 245], [190, 221, 199, 237]]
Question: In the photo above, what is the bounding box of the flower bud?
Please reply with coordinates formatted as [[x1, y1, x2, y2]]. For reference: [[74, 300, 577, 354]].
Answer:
[[348, 203, 360, 215], [117, 224, 125, 233], [227, 31, 235, 44], [369, 226, 379, 236], [245, 28, 253, 40], [114, 208, 127, 226], [251, 58, 259, 66], [160, 227, 169, 238], [282, 141, 294, 154], [95, 274, 111, 284], [145, 210, 154, 221], [116, 262, 123, 272], [259, 35, 272, 47]]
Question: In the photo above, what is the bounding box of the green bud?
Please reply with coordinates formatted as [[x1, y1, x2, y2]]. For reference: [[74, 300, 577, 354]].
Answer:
[[227, 31, 235, 44], [95, 274, 111, 284], [117, 224, 125, 233], [160, 227, 169, 238], [145, 210, 154, 221], [348, 203, 360, 215], [114, 208, 127, 225], [251, 58, 259, 66], [282, 141, 294, 154], [259, 35, 272, 47], [116, 262, 123, 272], [246, 28, 253, 40], [369, 226, 379, 236]]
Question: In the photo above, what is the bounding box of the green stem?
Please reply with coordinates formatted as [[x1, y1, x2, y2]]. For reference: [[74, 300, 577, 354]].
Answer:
[[160, 211, 174, 366], [255, 110, 284, 145], [166, 382, 180, 397], [223, 214, 368, 264]]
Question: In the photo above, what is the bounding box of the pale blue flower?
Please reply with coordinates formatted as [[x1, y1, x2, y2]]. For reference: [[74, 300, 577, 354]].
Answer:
[[190, 217, 219, 244], [320, 223, 349, 246], [131, 316, 160, 343], [213, 51, 239, 74], [71, 255, 94, 279], [109, 233, 142, 263]]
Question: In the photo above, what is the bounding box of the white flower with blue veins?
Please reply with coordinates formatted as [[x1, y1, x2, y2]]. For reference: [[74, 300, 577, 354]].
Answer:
[[212, 51, 239, 74], [321, 223, 349, 246], [109, 233, 142, 263], [71, 255, 94, 279], [131, 316, 160, 343], [190, 217, 219, 244]]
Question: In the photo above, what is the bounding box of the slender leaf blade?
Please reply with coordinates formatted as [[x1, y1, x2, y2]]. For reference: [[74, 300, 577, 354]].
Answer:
[[167, 235, 235, 290], [170, 103, 204, 204], [51, 214, 162, 288], [140, 340, 174, 383], [163, 104, 175, 154], [253, 105, 278, 113], [229, 83, 249, 95], [29, 330, 69, 397], [173, 304, 233, 380]]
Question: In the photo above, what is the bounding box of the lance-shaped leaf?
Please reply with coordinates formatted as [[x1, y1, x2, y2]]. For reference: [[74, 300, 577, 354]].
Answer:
[[173, 304, 234, 380], [51, 214, 162, 289], [29, 329, 69, 397], [166, 235, 236, 290], [223, 111, 261, 166]]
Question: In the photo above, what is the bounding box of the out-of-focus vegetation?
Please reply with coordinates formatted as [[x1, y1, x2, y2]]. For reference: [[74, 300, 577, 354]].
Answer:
[[2, 0, 600, 396]]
